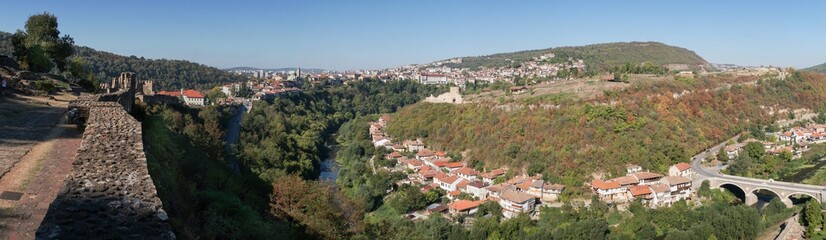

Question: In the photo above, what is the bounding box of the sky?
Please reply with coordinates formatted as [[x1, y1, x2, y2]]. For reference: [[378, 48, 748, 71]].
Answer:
[[1, 1, 825, 71]]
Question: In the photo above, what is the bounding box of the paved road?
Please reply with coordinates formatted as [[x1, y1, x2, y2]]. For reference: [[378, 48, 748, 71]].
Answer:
[[691, 134, 826, 197], [224, 104, 246, 174]]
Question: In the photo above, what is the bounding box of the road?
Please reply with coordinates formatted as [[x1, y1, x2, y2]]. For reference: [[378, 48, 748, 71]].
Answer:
[[691, 135, 826, 199], [224, 103, 247, 175]]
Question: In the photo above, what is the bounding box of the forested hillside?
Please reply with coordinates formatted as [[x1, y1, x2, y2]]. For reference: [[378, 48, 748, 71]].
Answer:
[[387, 71, 826, 195], [803, 62, 826, 73], [443, 42, 710, 72], [0, 31, 245, 90]]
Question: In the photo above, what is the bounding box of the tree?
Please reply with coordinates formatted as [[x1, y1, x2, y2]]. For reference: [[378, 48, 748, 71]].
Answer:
[[698, 180, 711, 198], [744, 141, 765, 160], [10, 12, 75, 72], [804, 200, 822, 238], [716, 147, 729, 162], [270, 174, 365, 239]]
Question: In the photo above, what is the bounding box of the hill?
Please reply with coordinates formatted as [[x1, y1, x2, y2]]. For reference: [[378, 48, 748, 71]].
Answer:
[[803, 62, 826, 73], [385, 71, 823, 193], [0, 31, 245, 90], [441, 41, 711, 72]]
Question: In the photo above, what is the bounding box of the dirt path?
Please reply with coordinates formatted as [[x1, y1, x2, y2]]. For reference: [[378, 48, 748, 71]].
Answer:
[[0, 123, 81, 239], [0, 93, 81, 239]]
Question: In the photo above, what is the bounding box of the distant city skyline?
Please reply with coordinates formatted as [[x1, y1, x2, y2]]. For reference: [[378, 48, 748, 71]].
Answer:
[[2, 1, 825, 71]]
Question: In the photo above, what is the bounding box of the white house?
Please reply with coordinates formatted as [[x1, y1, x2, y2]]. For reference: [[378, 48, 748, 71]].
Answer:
[[465, 181, 489, 199], [526, 180, 564, 202], [455, 167, 479, 181], [661, 176, 693, 201], [434, 174, 462, 192], [668, 162, 694, 178], [499, 189, 536, 218], [181, 89, 207, 106], [591, 179, 625, 202]]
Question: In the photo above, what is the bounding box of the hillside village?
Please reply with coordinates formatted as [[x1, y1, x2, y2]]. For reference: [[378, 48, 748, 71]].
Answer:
[[369, 114, 699, 221]]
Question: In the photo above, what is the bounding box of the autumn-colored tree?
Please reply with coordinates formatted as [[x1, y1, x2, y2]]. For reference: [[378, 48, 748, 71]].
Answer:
[[270, 174, 365, 239]]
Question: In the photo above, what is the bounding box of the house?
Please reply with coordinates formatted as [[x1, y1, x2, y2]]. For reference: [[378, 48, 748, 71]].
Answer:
[[661, 176, 693, 201], [405, 159, 424, 170], [386, 152, 403, 160], [392, 144, 406, 152], [632, 172, 664, 185], [610, 176, 639, 190], [455, 167, 480, 181], [445, 162, 465, 171], [626, 164, 643, 174], [481, 169, 506, 185], [510, 86, 528, 94], [526, 179, 564, 202], [499, 189, 536, 218], [426, 203, 448, 214], [591, 179, 624, 202], [403, 140, 425, 152], [449, 200, 485, 215], [181, 89, 207, 106], [628, 185, 653, 203], [668, 162, 693, 178], [465, 181, 489, 199], [484, 184, 510, 200], [725, 144, 740, 159], [415, 149, 436, 160], [649, 183, 673, 207], [434, 174, 462, 192]]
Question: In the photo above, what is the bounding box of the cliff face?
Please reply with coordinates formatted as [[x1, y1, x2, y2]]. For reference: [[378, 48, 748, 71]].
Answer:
[[36, 79, 174, 239]]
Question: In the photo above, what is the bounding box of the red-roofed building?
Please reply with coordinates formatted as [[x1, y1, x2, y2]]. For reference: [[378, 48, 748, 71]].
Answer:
[[435, 174, 462, 192], [628, 185, 653, 201], [157, 89, 207, 106], [455, 167, 479, 180], [668, 162, 694, 178], [448, 200, 485, 215], [591, 179, 625, 202], [481, 169, 506, 184], [444, 162, 464, 171]]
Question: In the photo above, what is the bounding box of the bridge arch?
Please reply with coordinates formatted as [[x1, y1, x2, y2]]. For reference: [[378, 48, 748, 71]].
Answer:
[[787, 192, 820, 205], [717, 183, 747, 204]]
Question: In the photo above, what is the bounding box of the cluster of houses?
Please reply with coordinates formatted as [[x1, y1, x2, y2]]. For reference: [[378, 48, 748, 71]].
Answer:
[[370, 115, 565, 219], [721, 124, 826, 161], [590, 163, 694, 208], [248, 79, 301, 102]]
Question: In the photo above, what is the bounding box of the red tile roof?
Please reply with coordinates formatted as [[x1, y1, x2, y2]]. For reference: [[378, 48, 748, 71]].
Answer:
[[591, 179, 621, 190], [455, 167, 479, 176], [674, 162, 691, 171], [611, 176, 639, 185], [445, 162, 465, 169], [629, 185, 652, 196], [632, 172, 664, 180], [449, 200, 484, 212], [182, 89, 205, 98]]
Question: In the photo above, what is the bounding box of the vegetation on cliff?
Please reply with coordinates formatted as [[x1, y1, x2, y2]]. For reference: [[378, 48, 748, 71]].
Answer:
[[386, 71, 826, 195]]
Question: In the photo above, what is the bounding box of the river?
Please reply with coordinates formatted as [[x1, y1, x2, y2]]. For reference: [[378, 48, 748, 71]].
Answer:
[[319, 144, 340, 182]]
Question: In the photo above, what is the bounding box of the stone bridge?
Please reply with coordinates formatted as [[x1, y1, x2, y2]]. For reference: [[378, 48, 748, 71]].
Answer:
[[705, 176, 826, 207], [692, 137, 826, 208], [35, 73, 174, 239]]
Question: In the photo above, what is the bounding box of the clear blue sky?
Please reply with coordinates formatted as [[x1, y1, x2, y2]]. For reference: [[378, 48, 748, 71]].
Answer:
[[2, 1, 825, 70]]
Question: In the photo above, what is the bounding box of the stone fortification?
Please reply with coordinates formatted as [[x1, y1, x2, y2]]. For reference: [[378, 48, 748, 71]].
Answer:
[[37, 73, 174, 239]]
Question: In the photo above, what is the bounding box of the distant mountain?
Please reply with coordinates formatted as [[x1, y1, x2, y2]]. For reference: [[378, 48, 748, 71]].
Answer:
[[803, 62, 826, 73], [224, 66, 325, 73], [0, 31, 245, 90], [440, 41, 711, 72]]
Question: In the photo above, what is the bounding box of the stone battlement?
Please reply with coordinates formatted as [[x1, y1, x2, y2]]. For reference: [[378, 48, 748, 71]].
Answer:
[[37, 74, 174, 239]]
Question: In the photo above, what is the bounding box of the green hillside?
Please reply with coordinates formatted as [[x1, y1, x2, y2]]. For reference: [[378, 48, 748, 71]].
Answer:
[[0, 31, 244, 90], [803, 62, 826, 73], [443, 41, 710, 72]]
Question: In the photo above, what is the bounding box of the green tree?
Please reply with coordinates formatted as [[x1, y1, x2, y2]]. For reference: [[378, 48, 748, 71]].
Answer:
[[698, 180, 711, 198], [10, 12, 74, 72], [717, 147, 729, 162], [804, 200, 822, 238], [744, 141, 765, 160]]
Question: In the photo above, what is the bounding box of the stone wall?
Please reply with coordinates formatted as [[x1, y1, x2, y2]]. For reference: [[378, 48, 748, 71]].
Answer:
[[37, 74, 174, 239]]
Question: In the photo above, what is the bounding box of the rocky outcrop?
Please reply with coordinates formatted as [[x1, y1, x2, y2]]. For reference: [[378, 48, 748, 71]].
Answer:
[[37, 74, 174, 239]]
